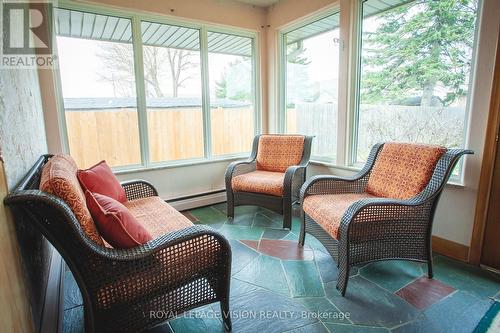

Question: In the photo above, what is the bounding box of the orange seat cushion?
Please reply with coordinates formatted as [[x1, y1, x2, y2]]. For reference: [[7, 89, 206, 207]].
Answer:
[[123, 196, 193, 239], [366, 143, 446, 200], [256, 135, 305, 172], [40, 154, 104, 246], [303, 193, 376, 239], [232, 170, 285, 197], [97, 197, 216, 309]]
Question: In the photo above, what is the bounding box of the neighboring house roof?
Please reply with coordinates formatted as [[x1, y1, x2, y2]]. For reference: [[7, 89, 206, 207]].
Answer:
[[63, 97, 251, 110]]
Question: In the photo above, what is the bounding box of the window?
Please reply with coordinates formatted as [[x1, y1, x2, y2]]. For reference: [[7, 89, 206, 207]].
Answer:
[[56, 10, 141, 168], [54, 6, 258, 169], [141, 22, 204, 162], [282, 12, 340, 161], [208, 32, 255, 156], [354, 0, 479, 163]]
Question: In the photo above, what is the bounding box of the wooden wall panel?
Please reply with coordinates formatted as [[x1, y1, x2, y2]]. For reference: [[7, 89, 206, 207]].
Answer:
[[0, 162, 35, 333]]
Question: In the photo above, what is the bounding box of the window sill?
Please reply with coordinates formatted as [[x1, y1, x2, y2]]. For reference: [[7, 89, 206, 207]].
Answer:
[[114, 154, 247, 175], [309, 160, 465, 188]]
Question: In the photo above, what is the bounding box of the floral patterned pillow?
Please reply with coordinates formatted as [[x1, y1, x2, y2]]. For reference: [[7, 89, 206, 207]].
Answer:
[[40, 154, 104, 246]]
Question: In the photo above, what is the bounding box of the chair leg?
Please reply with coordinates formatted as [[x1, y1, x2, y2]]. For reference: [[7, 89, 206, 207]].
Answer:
[[336, 260, 350, 297], [227, 193, 234, 219], [283, 198, 292, 230], [221, 298, 232, 332], [299, 213, 306, 246], [427, 256, 434, 278]]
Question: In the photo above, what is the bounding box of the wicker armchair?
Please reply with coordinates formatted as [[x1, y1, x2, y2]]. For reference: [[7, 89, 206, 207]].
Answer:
[[299, 143, 473, 296], [225, 134, 313, 229], [4, 155, 232, 333]]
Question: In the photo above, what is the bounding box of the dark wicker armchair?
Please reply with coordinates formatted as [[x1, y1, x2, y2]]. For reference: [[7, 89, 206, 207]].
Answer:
[[4, 155, 232, 332], [225, 134, 313, 229], [299, 143, 473, 296]]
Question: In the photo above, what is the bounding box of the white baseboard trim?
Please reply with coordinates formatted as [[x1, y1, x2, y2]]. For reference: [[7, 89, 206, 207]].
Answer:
[[168, 191, 227, 211]]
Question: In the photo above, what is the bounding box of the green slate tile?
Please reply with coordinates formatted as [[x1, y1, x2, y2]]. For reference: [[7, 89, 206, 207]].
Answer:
[[432, 255, 500, 298], [219, 224, 264, 241], [229, 288, 316, 333], [259, 207, 284, 220], [423, 290, 491, 333], [287, 322, 330, 333], [145, 322, 174, 333], [188, 206, 227, 228], [324, 323, 389, 333], [211, 202, 227, 214], [359, 260, 423, 292], [229, 206, 261, 226], [284, 232, 299, 242], [63, 306, 84, 333], [290, 216, 302, 233], [229, 240, 259, 275], [64, 271, 83, 310], [390, 315, 441, 333], [231, 278, 261, 298], [234, 254, 290, 295], [325, 276, 419, 328], [252, 212, 283, 228], [169, 306, 224, 333], [262, 228, 290, 239], [303, 234, 329, 252], [297, 297, 351, 324], [283, 260, 324, 297]]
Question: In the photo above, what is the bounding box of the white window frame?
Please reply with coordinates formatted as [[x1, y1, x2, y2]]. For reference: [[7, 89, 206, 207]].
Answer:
[[350, 0, 482, 183], [278, 0, 482, 184], [278, 6, 341, 163], [52, 0, 261, 172]]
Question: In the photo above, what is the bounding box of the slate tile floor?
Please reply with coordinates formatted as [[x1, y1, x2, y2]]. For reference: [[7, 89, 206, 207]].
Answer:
[[64, 204, 500, 333]]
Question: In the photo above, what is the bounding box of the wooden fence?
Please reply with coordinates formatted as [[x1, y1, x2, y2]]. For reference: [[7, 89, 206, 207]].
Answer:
[[286, 102, 464, 161], [66, 102, 464, 168], [65, 107, 254, 168]]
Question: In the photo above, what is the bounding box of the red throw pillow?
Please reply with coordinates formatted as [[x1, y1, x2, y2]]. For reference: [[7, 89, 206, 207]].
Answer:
[[85, 191, 152, 248], [77, 160, 127, 203]]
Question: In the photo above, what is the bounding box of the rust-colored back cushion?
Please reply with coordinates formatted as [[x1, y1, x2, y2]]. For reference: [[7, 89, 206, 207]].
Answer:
[[40, 154, 104, 246], [256, 135, 305, 172], [366, 143, 446, 200]]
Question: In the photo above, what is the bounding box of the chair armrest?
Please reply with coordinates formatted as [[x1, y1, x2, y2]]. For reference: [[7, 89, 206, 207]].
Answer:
[[284, 165, 307, 200], [300, 173, 369, 203], [300, 143, 384, 202], [338, 197, 430, 240], [225, 160, 256, 185], [95, 225, 230, 262], [121, 180, 158, 200]]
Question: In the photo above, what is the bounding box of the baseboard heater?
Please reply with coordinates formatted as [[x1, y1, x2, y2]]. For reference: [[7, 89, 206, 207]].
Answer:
[[166, 189, 227, 211]]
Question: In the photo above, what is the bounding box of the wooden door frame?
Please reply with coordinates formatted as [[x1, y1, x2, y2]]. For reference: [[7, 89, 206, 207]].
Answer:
[[469, 23, 500, 265]]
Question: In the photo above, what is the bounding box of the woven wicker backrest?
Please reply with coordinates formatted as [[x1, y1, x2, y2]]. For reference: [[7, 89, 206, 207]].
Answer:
[[256, 135, 305, 173], [366, 142, 446, 200]]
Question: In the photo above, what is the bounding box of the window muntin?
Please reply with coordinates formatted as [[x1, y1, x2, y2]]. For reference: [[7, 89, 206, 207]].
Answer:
[[56, 9, 141, 168], [141, 22, 204, 162], [282, 12, 340, 162], [354, 0, 479, 164], [208, 32, 255, 156]]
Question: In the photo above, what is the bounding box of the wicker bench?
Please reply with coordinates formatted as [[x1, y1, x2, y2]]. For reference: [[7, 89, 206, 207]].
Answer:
[[4, 155, 232, 332]]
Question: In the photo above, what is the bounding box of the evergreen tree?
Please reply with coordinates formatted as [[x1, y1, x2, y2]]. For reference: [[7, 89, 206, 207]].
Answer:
[[361, 0, 477, 106]]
